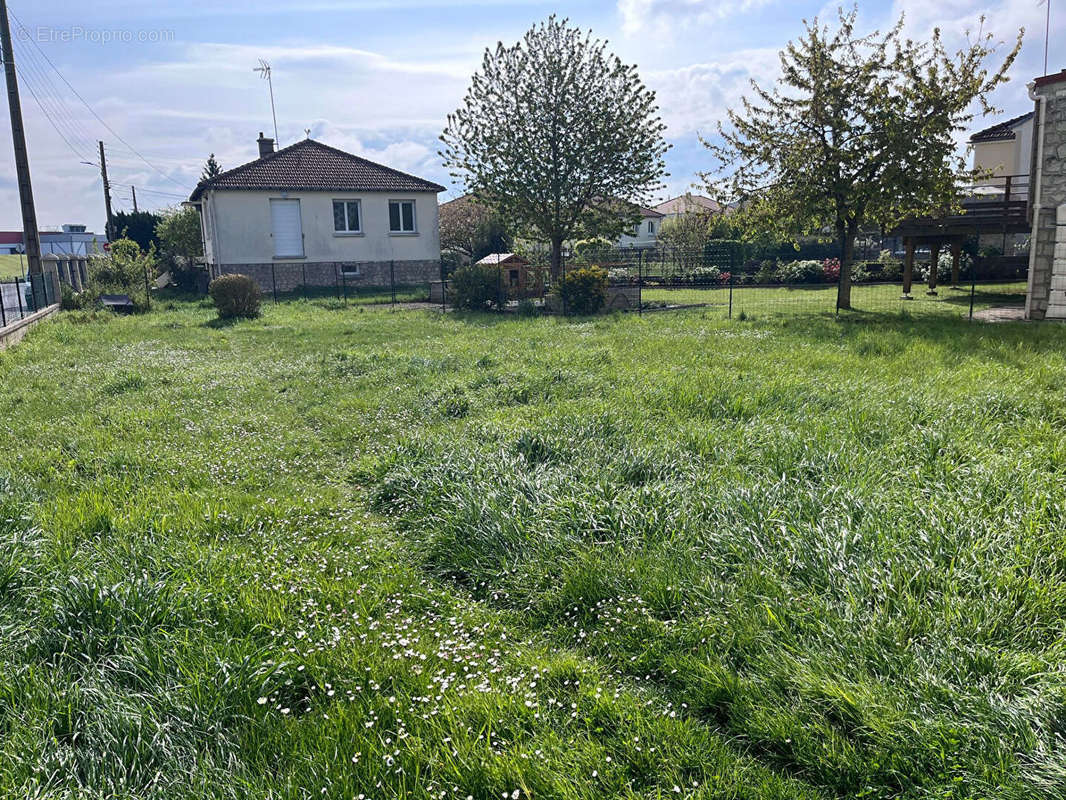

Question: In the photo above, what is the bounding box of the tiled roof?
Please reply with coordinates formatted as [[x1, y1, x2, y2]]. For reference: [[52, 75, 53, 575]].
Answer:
[[190, 138, 445, 200], [476, 253, 526, 265], [654, 193, 723, 215], [969, 112, 1034, 143]]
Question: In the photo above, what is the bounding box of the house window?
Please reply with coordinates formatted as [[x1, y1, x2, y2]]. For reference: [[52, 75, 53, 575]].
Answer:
[[648, 221, 655, 234], [333, 200, 362, 233], [389, 200, 416, 233], [270, 198, 303, 258]]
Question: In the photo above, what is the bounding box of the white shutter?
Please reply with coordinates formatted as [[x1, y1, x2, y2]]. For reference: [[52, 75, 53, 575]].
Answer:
[[270, 199, 303, 257]]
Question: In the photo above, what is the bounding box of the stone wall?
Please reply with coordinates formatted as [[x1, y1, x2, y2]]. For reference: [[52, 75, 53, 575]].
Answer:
[[216, 259, 442, 294], [1027, 71, 1066, 320]]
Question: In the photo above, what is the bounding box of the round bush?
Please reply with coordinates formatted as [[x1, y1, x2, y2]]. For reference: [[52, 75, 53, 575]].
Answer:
[[449, 263, 503, 310], [555, 266, 608, 315], [209, 274, 262, 319]]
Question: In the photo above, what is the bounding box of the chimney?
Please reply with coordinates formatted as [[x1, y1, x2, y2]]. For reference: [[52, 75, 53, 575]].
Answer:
[[257, 132, 275, 158]]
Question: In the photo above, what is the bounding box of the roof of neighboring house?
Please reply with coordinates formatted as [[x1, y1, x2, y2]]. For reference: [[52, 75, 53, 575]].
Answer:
[[0, 232, 23, 244], [654, 194, 723, 215], [476, 252, 527, 265], [190, 138, 446, 200], [639, 206, 665, 218], [969, 112, 1034, 143], [1034, 68, 1066, 88]]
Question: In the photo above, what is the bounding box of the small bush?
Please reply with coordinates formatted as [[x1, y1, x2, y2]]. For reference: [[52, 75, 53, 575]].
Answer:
[[516, 299, 538, 317], [555, 266, 608, 315], [449, 263, 502, 310], [209, 274, 261, 319], [690, 266, 722, 284], [777, 259, 823, 284]]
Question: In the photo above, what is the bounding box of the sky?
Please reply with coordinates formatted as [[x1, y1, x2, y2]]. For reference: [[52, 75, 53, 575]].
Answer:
[[0, 0, 1060, 233]]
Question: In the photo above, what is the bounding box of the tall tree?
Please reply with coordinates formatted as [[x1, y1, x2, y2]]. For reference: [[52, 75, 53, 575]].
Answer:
[[703, 9, 1021, 308], [439, 196, 512, 264], [111, 210, 163, 254], [441, 16, 668, 280], [201, 153, 222, 182]]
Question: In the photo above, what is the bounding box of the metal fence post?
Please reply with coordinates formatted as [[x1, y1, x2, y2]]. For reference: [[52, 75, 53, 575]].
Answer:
[[144, 266, 151, 311], [271, 264, 278, 304], [301, 262, 308, 299], [728, 270, 734, 319], [16, 277, 24, 317], [496, 260, 503, 311], [0, 282, 6, 327], [969, 255, 977, 321], [637, 249, 643, 316], [390, 260, 396, 307], [440, 259, 447, 313], [341, 269, 348, 306]]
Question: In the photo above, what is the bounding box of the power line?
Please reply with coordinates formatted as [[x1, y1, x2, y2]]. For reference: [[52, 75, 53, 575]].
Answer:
[[7, 7, 193, 192], [10, 33, 96, 157]]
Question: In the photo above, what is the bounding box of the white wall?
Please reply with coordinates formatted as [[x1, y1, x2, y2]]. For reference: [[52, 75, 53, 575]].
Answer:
[[616, 215, 660, 249], [972, 118, 1034, 179], [204, 189, 441, 264]]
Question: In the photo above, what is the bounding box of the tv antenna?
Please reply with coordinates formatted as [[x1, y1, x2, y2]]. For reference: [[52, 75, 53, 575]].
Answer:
[[253, 59, 279, 145]]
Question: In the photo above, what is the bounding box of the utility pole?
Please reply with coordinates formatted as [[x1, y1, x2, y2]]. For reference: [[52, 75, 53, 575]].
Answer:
[[0, 0, 42, 279], [131, 185, 138, 213], [98, 140, 114, 241]]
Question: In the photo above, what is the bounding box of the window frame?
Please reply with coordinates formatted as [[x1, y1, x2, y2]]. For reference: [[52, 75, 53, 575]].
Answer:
[[332, 199, 363, 235], [388, 199, 417, 234]]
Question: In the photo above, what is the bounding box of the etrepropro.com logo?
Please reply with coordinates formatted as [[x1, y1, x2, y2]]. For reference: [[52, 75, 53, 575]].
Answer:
[[17, 26, 176, 45]]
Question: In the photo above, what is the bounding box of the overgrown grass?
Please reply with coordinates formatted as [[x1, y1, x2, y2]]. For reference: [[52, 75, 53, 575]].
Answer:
[[0, 299, 1063, 799]]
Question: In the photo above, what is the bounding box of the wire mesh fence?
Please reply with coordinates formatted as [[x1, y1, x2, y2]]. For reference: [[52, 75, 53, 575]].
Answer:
[[207, 241, 1028, 323], [584, 244, 1027, 321], [0, 273, 59, 328]]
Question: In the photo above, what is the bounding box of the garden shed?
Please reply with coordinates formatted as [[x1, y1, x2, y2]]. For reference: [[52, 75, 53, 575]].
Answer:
[[476, 253, 543, 298]]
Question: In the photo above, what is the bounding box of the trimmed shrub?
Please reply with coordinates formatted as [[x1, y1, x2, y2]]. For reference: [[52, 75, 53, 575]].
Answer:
[[449, 263, 502, 310], [555, 266, 608, 315], [209, 274, 261, 319], [777, 259, 823, 284]]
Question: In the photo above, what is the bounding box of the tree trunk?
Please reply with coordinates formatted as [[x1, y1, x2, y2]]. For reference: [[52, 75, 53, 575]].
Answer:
[[836, 224, 857, 310], [550, 236, 564, 282]]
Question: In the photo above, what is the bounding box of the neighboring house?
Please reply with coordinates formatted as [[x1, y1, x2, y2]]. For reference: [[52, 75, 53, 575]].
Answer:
[[189, 133, 444, 290], [615, 206, 664, 249], [0, 224, 105, 256], [653, 193, 723, 220], [970, 112, 1034, 181]]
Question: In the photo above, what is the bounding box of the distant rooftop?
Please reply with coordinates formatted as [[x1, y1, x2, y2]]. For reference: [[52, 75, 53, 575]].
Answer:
[[969, 112, 1034, 143]]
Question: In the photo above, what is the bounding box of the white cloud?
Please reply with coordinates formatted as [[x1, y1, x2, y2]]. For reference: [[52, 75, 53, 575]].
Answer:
[[648, 47, 780, 136], [618, 0, 776, 36]]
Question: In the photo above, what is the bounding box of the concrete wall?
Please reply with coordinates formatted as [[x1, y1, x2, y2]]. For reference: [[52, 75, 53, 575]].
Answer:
[[1026, 74, 1066, 320], [203, 189, 441, 268], [219, 259, 441, 293], [0, 303, 59, 349]]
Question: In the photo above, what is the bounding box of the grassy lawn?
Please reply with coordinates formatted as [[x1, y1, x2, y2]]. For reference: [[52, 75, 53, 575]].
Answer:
[[0, 254, 27, 279], [641, 280, 1028, 317], [1, 297, 1064, 799]]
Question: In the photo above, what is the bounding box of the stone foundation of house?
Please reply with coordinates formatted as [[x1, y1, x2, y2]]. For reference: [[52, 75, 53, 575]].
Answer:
[[1027, 72, 1066, 320], [213, 260, 442, 293]]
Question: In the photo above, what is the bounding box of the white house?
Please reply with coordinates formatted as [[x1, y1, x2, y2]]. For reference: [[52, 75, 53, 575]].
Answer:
[[969, 112, 1034, 180], [189, 134, 444, 290], [615, 205, 664, 249]]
